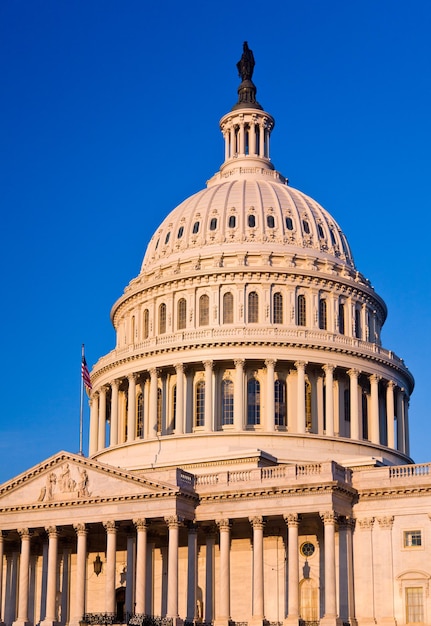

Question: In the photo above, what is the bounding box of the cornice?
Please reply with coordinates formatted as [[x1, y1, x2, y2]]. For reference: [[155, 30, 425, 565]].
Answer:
[[197, 481, 356, 503], [90, 335, 413, 388], [357, 485, 431, 500]]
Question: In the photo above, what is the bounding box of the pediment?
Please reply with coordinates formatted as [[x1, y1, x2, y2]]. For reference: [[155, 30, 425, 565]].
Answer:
[[0, 451, 177, 509]]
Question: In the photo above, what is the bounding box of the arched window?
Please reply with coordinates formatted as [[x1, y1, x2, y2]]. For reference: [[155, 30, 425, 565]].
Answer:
[[195, 381, 205, 427], [302, 219, 310, 234], [297, 294, 306, 326], [143, 309, 149, 339], [267, 215, 275, 228], [228, 215, 236, 229], [199, 294, 209, 326], [223, 292, 234, 324], [247, 378, 261, 425], [248, 214, 256, 228], [159, 303, 166, 334], [177, 298, 187, 330], [305, 379, 312, 431], [274, 379, 286, 427], [157, 388, 162, 434], [319, 299, 327, 330], [248, 291, 259, 323], [338, 302, 345, 335], [137, 393, 144, 438], [221, 379, 234, 426], [355, 308, 362, 339], [273, 292, 283, 324], [285, 216, 294, 230], [210, 218, 217, 231], [192, 221, 200, 234]]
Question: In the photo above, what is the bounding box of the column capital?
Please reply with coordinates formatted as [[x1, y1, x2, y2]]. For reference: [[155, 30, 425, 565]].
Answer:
[[284, 513, 299, 527], [103, 520, 117, 534], [294, 360, 307, 370], [73, 523, 87, 536], [387, 379, 396, 390], [323, 364, 335, 374], [174, 363, 185, 374], [150, 367, 160, 378], [110, 378, 121, 389], [186, 521, 198, 534], [377, 515, 394, 530], [18, 528, 31, 540], [128, 372, 138, 384], [133, 518, 148, 531], [264, 358, 276, 368], [203, 360, 213, 370], [165, 515, 182, 529], [45, 526, 59, 538], [337, 516, 355, 531], [347, 368, 359, 379], [217, 518, 231, 532], [356, 516, 375, 530], [369, 374, 381, 384], [320, 511, 338, 525], [249, 516, 265, 530], [234, 358, 245, 368]]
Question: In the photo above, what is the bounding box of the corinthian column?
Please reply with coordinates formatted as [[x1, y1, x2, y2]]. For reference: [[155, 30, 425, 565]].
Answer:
[[347, 369, 359, 440], [110, 379, 120, 446], [320, 512, 340, 626], [386, 381, 395, 449], [175, 364, 185, 435], [165, 516, 181, 620], [103, 521, 117, 616], [215, 519, 231, 626], [250, 517, 265, 625], [204, 360, 213, 432], [0, 531, 4, 626], [234, 359, 244, 431], [265, 359, 276, 432], [186, 523, 198, 622], [369, 375, 381, 444], [14, 529, 31, 626], [134, 519, 147, 616], [295, 362, 306, 433], [41, 526, 59, 626], [127, 373, 138, 442], [323, 365, 335, 436], [89, 393, 99, 455], [98, 386, 107, 450], [71, 524, 87, 626], [149, 368, 158, 439], [284, 514, 299, 625]]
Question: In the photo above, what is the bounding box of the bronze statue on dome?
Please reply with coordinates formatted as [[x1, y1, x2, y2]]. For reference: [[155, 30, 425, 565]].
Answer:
[[237, 41, 255, 82]]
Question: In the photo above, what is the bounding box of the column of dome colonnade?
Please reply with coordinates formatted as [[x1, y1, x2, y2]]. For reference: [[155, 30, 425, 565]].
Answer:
[[88, 360, 410, 457], [1, 511, 355, 626]]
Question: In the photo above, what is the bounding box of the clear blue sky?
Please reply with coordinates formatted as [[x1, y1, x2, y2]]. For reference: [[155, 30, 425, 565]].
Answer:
[[1, 0, 430, 483]]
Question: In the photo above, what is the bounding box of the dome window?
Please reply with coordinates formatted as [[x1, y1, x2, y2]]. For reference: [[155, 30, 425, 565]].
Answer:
[[248, 214, 256, 228], [228, 215, 236, 228], [210, 218, 218, 231], [330, 228, 337, 246], [177, 226, 184, 239], [285, 216, 293, 230], [164, 232, 171, 245], [302, 220, 310, 234], [318, 224, 325, 239], [193, 221, 200, 234], [155, 238, 160, 250], [267, 215, 275, 228]]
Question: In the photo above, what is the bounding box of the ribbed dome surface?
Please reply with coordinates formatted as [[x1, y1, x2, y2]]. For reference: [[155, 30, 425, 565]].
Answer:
[[141, 179, 354, 273]]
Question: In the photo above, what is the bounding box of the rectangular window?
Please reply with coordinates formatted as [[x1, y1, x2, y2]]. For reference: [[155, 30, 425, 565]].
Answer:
[[404, 530, 422, 547], [406, 587, 424, 623]]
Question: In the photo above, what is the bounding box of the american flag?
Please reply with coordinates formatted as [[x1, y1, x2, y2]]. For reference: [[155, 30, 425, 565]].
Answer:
[[81, 355, 92, 391]]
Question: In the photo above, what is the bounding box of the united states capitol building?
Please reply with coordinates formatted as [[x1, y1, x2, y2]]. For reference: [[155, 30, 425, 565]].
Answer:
[[1, 45, 430, 626]]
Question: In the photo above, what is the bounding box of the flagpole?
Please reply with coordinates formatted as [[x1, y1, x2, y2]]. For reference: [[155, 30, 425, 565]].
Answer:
[[79, 344, 85, 455]]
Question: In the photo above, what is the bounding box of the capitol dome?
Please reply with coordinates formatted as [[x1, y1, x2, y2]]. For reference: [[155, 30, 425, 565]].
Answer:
[[90, 46, 414, 475]]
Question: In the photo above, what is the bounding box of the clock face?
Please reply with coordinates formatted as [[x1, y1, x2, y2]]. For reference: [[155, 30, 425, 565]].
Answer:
[[300, 541, 315, 557]]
